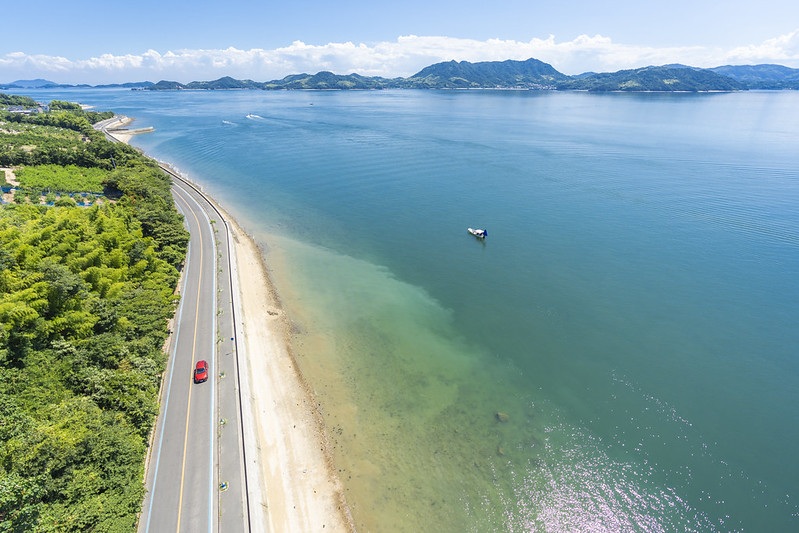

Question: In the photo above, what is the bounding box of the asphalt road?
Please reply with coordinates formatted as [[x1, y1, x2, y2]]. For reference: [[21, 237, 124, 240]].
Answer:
[[135, 170, 250, 532], [94, 118, 251, 532]]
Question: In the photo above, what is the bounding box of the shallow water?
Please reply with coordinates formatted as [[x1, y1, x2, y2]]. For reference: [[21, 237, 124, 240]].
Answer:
[[16, 87, 799, 530]]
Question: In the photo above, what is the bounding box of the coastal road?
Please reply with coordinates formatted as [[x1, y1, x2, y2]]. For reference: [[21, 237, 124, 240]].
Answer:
[[104, 150, 250, 529], [138, 177, 219, 532], [96, 118, 251, 532]]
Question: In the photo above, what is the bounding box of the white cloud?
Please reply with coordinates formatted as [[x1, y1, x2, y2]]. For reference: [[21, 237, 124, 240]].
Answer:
[[2, 30, 799, 85], [725, 29, 799, 65]]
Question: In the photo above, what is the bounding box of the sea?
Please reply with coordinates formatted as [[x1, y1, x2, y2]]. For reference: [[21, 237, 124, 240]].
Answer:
[[14, 87, 799, 532]]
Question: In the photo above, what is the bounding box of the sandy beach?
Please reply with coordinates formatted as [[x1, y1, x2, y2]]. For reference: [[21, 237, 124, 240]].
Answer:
[[101, 115, 155, 144], [225, 213, 354, 532], [105, 126, 354, 532]]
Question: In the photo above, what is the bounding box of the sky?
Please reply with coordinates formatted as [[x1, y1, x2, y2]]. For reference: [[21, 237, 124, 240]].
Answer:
[[2, 0, 799, 84]]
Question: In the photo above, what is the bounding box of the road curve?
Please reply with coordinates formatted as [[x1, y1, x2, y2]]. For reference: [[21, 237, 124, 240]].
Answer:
[[94, 118, 251, 532]]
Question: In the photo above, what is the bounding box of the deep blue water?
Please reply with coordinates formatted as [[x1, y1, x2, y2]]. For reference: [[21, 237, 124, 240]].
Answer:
[[15, 88, 799, 531]]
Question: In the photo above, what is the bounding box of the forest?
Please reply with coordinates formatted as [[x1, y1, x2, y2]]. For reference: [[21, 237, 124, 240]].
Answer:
[[14, 165, 108, 194], [1, 93, 189, 531]]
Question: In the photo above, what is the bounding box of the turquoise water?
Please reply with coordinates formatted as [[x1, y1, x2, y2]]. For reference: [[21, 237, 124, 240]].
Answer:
[[18, 88, 799, 531]]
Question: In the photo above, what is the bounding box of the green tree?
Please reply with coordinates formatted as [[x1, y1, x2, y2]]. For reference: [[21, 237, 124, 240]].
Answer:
[[0, 98, 188, 529]]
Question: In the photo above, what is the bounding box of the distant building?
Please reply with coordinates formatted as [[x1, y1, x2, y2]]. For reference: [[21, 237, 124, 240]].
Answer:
[[5, 105, 47, 114]]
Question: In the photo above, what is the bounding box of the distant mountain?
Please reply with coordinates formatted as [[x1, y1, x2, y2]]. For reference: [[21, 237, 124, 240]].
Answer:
[[141, 59, 763, 92], [149, 80, 185, 90], [8, 78, 58, 88], [403, 58, 569, 89], [144, 72, 400, 91], [144, 76, 276, 90], [710, 64, 799, 89], [0, 79, 88, 89], [263, 71, 398, 90], [184, 76, 263, 90], [557, 66, 747, 92], [143, 58, 570, 91], [8, 60, 798, 93], [94, 81, 154, 89]]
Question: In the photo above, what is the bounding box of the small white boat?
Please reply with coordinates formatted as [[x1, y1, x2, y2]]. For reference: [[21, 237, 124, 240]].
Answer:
[[468, 228, 487, 238]]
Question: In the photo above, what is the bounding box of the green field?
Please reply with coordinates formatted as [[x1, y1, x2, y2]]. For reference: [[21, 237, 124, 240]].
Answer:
[[15, 164, 109, 193]]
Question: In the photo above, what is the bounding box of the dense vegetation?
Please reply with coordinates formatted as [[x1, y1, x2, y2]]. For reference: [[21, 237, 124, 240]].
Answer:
[[263, 72, 399, 90], [0, 94, 37, 107], [47, 101, 82, 112], [1, 111, 136, 170], [710, 64, 799, 89], [403, 58, 569, 89], [15, 165, 108, 194], [0, 107, 114, 138], [1, 93, 189, 531], [556, 65, 747, 92], [1, 122, 84, 169]]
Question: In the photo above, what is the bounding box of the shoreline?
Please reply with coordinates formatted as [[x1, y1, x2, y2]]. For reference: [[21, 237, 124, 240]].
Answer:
[[222, 208, 354, 532], [106, 125, 354, 531], [99, 115, 154, 143]]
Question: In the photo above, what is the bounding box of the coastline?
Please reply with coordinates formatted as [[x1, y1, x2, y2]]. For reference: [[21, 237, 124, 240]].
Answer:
[[164, 165, 356, 533], [100, 115, 154, 143], [106, 126, 354, 531], [224, 211, 354, 531], [85, 92, 799, 531]]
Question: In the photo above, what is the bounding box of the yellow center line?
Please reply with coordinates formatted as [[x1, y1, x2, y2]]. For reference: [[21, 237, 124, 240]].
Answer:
[[175, 189, 204, 532]]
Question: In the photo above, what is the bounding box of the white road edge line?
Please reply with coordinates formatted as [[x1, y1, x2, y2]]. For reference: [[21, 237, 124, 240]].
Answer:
[[174, 182, 217, 532], [145, 195, 191, 533]]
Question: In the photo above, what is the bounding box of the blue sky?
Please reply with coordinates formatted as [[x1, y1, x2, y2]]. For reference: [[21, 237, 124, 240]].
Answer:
[[3, 0, 799, 84]]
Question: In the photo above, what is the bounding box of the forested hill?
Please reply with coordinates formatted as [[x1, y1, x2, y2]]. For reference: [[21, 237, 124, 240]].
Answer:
[[131, 58, 799, 91], [402, 58, 569, 88], [557, 65, 747, 92], [710, 64, 799, 89], [1, 93, 189, 531], [0, 93, 37, 106], [6, 59, 799, 92], [142, 58, 573, 90]]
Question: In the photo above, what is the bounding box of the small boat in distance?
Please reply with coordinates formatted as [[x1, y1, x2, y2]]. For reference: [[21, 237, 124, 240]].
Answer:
[[468, 228, 487, 238]]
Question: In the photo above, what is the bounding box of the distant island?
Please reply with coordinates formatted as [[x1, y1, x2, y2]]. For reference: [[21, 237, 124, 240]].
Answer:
[[4, 59, 799, 92]]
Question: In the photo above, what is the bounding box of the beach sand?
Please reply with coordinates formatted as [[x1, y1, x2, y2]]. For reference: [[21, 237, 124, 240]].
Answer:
[[226, 215, 354, 532], [105, 126, 354, 531], [101, 115, 135, 143]]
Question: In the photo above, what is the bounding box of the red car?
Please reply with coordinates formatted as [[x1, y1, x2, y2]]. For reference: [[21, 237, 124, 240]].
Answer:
[[194, 360, 208, 383]]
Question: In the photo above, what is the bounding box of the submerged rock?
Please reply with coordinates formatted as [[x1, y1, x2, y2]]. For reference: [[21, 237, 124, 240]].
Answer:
[[495, 411, 509, 423]]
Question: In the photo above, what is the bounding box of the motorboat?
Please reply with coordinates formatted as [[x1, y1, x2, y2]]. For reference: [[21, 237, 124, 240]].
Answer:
[[468, 228, 487, 238]]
